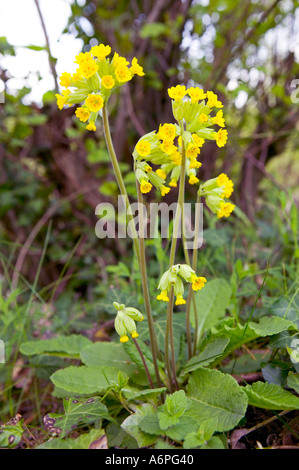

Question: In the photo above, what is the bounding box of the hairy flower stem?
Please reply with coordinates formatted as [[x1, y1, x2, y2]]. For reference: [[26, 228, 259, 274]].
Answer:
[[132, 338, 154, 389], [165, 121, 186, 389], [103, 105, 162, 387], [136, 182, 162, 387], [185, 193, 201, 358], [102, 105, 141, 267]]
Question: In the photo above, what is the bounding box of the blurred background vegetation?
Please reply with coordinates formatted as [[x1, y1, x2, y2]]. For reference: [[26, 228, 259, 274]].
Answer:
[[0, 0, 298, 399]]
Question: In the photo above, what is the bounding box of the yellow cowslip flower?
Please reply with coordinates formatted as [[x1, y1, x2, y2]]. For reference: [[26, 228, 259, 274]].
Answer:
[[160, 185, 171, 196], [206, 91, 223, 108], [55, 93, 67, 110], [136, 140, 151, 157], [186, 143, 199, 160], [101, 75, 115, 89], [86, 121, 96, 132], [90, 44, 111, 60], [140, 179, 152, 194], [175, 294, 186, 306], [55, 89, 71, 109], [217, 173, 234, 198], [215, 128, 228, 148], [171, 151, 182, 166], [130, 57, 145, 76], [156, 169, 167, 180], [211, 110, 225, 127], [189, 159, 202, 169], [187, 87, 206, 103], [168, 85, 186, 101], [157, 290, 170, 302], [112, 52, 130, 67], [145, 164, 152, 172], [115, 64, 132, 83], [190, 274, 207, 291], [217, 202, 235, 218], [85, 94, 104, 112], [192, 134, 205, 148], [160, 141, 177, 155], [120, 335, 129, 343], [72, 71, 82, 82], [199, 113, 209, 123], [59, 72, 72, 88], [169, 178, 178, 187], [158, 123, 176, 142], [78, 59, 98, 78], [188, 174, 199, 185], [74, 52, 93, 65], [131, 331, 139, 339], [75, 107, 90, 122]]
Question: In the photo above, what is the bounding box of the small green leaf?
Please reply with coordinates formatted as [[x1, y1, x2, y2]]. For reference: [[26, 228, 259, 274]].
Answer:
[[244, 382, 299, 410], [50, 366, 126, 395], [165, 390, 187, 417], [121, 405, 157, 448], [20, 335, 92, 358], [0, 419, 24, 448], [44, 397, 113, 438]]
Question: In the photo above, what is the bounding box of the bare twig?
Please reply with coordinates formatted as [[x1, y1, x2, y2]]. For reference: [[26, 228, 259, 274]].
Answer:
[[34, 0, 59, 92]]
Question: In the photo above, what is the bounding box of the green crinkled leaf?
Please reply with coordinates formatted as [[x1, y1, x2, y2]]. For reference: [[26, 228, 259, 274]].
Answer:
[[183, 336, 230, 374], [20, 334, 92, 358], [139, 413, 163, 436], [250, 316, 297, 336], [37, 429, 105, 449], [80, 342, 139, 376], [186, 368, 248, 433], [50, 366, 126, 395], [165, 390, 187, 417], [165, 416, 199, 441], [44, 397, 113, 438], [212, 316, 297, 365], [121, 404, 157, 448], [191, 279, 232, 337], [244, 381, 299, 410], [287, 373, 299, 394], [157, 390, 187, 430]]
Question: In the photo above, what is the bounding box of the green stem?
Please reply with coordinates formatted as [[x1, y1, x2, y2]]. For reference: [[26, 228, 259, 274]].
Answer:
[[102, 105, 162, 386], [185, 193, 202, 357], [165, 121, 186, 388], [102, 105, 141, 266], [165, 287, 174, 392], [132, 338, 154, 389], [136, 182, 162, 387]]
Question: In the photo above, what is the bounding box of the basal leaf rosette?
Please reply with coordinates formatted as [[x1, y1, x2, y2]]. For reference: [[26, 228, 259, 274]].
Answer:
[[157, 264, 207, 306], [132, 86, 228, 195], [55, 43, 145, 132]]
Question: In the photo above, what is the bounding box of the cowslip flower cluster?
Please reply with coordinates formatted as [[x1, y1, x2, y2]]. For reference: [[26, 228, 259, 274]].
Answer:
[[199, 173, 235, 218], [55, 43, 144, 131], [157, 264, 207, 306], [113, 302, 144, 343], [133, 85, 229, 196]]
